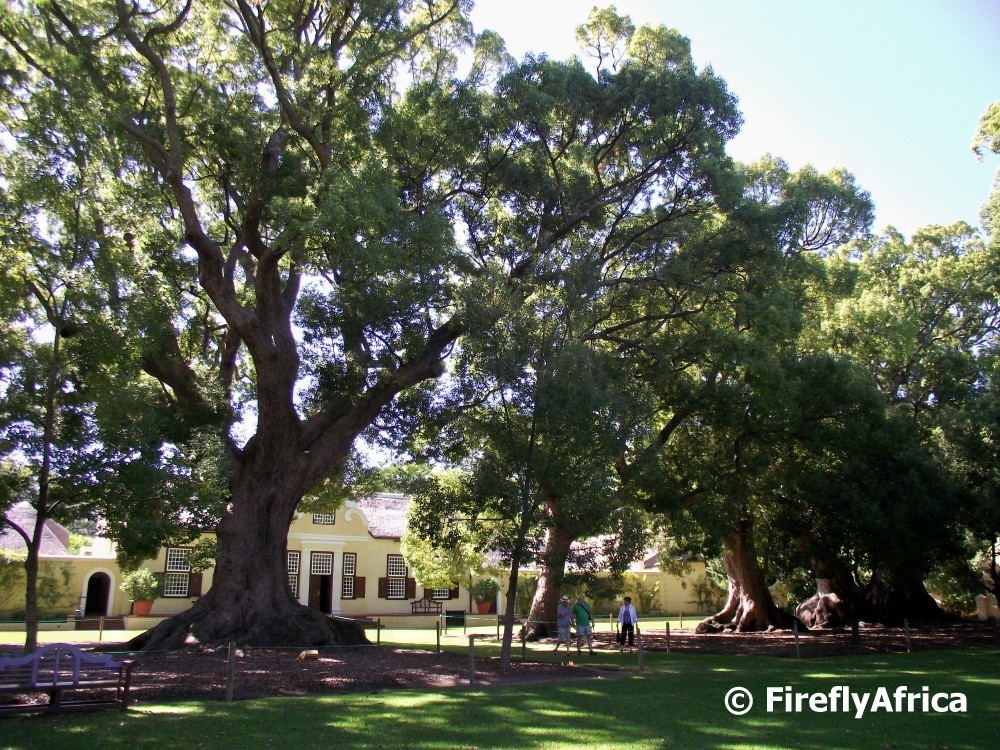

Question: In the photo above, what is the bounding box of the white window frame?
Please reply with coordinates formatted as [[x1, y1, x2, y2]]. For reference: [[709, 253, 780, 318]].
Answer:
[[287, 551, 301, 597], [312, 512, 336, 525], [311, 552, 333, 576], [386, 554, 406, 599], [431, 588, 451, 600], [387, 554, 406, 577], [163, 547, 191, 598], [387, 577, 406, 599], [342, 552, 357, 599]]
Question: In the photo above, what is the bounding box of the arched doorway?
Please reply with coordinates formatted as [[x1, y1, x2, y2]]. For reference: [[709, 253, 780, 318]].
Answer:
[[84, 573, 111, 617]]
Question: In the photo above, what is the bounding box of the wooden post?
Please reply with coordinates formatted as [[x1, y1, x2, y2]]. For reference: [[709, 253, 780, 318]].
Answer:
[[225, 642, 236, 702], [496, 616, 500, 640], [665, 621, 671, 653], [468, 635, 476, 684], [904, 618, 911, 653], [793, 620, 800, 659], [436, 621, 441, 653], [98, 616, 105, 643], [377, 618, 382, 646], [679, 611, 683, 629], [636, 626, 644, 673], [521, 626, 526, 661]]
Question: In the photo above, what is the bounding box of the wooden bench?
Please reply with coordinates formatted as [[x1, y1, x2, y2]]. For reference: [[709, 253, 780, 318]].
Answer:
[[0, 643, 133, 716], [411, 597, 442, 614]]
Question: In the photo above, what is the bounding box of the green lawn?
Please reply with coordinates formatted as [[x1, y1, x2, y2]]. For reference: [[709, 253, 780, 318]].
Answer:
[[1, 634, 996, 750]]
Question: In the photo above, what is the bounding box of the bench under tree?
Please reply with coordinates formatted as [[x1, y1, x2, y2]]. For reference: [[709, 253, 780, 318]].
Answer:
[[0, 643, 133, 716]]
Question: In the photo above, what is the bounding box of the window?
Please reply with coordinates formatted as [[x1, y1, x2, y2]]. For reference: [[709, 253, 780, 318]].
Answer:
[[312, 512, 336, 525], [431, 588, 451, 600], [287, 551, 300, 597], [342, 553, 357, 599], [163, 547, 191, 597], [378, 555, 411, 600], [311, 552, 333, 576], [387, 554, 406, 577], [386, 554, 406, 599]]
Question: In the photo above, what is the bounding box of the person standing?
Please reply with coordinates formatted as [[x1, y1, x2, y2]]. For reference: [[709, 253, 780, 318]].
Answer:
[[572, 594, 595, 654], [617, 596, 639, 653], [555, 595, 572, 653]]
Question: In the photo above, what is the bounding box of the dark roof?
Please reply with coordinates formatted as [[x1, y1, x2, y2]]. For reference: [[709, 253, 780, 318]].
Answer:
[[353, 493, 409, 539], [1, 505, 72, 556]]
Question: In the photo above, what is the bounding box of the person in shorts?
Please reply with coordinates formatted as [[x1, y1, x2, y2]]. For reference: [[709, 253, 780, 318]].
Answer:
[[572, 594, 595, 654], [555, 594, 572, 653]]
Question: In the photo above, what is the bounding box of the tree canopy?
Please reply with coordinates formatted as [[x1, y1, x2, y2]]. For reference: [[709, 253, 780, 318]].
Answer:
[[1, 3, 996, 648]]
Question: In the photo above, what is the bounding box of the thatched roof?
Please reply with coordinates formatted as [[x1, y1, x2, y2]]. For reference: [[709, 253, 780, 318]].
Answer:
[[1, 504, 72, 556], [353, 493, 409, 539]]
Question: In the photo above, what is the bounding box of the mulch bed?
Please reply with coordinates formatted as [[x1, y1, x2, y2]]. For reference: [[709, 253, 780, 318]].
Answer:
[[120, 645, 610, 704], [635, 620, 999, 657], [1, 621, 995, 707]]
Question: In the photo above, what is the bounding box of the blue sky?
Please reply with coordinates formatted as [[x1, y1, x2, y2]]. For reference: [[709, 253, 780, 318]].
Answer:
[[469, 0, 1000, 238]]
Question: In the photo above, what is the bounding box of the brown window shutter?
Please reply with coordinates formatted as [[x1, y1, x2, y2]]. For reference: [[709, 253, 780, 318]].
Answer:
[[423, 587, 433, 600], [188, 572, 203, 597], [448, 586, 459, 600], [405, 577, 416, 599], [378, 577, 388, 599], [153, 572, 164, 597], [355, 577, 366, 598]]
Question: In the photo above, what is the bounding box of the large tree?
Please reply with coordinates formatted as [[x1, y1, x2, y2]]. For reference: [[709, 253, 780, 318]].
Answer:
[[0, 130, 116, 652], [793, 221, 999, 624], [400, 6, 755, 651], [0, 74, 228, 648], [1, 1, 740, 648], [618, 156, 874, 632]]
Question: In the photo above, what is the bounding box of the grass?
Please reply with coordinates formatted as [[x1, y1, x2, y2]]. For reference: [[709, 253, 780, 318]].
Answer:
[[1, 626, 996, 750]]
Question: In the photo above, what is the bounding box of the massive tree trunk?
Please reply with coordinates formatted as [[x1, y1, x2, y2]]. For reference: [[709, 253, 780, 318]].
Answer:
[[860, 564, 958, 626], [523, 520, 575, 640], [129, 438, 376, 650], [696, 519, 797, 633], [795, 563, 860, 629]]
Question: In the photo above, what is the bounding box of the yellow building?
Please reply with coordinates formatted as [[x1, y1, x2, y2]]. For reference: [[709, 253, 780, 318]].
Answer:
[[2, 495, 712, 631]]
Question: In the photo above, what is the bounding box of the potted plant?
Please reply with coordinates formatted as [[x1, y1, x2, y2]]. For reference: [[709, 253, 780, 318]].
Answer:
[[121, 568, 159, 616], [470, 578, 500, 614]]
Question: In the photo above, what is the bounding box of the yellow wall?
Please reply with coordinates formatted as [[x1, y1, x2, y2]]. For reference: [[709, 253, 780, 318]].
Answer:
[[0, 555, 125, 620], [286, 505, 471, 617], [505, 561, 712, 618], [3, 500, 711, 624]]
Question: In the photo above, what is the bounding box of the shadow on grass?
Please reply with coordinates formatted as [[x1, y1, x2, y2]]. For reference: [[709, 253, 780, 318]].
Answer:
[[1, 650, 997, 750]]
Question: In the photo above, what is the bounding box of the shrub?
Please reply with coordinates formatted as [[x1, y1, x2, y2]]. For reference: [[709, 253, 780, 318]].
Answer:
[[469, 577, 500, 602], [625, 574, 660, 614], [121, 568, 160, 601]]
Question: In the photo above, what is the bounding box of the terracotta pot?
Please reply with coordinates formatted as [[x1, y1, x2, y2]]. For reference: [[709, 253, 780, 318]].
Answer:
[[475, 600, 492, 614], [133, 599, 154, 616]]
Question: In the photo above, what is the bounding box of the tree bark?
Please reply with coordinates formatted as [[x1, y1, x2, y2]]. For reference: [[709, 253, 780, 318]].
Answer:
[[860, 564, 959, 626], [696, 519, 797, 633], [795, 563, 860, 629], [128, 440, 370, 650], [523, 520, 575, 640]]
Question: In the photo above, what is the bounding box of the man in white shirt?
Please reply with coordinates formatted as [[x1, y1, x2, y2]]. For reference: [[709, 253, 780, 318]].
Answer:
[[617, 596, 639, 653]]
